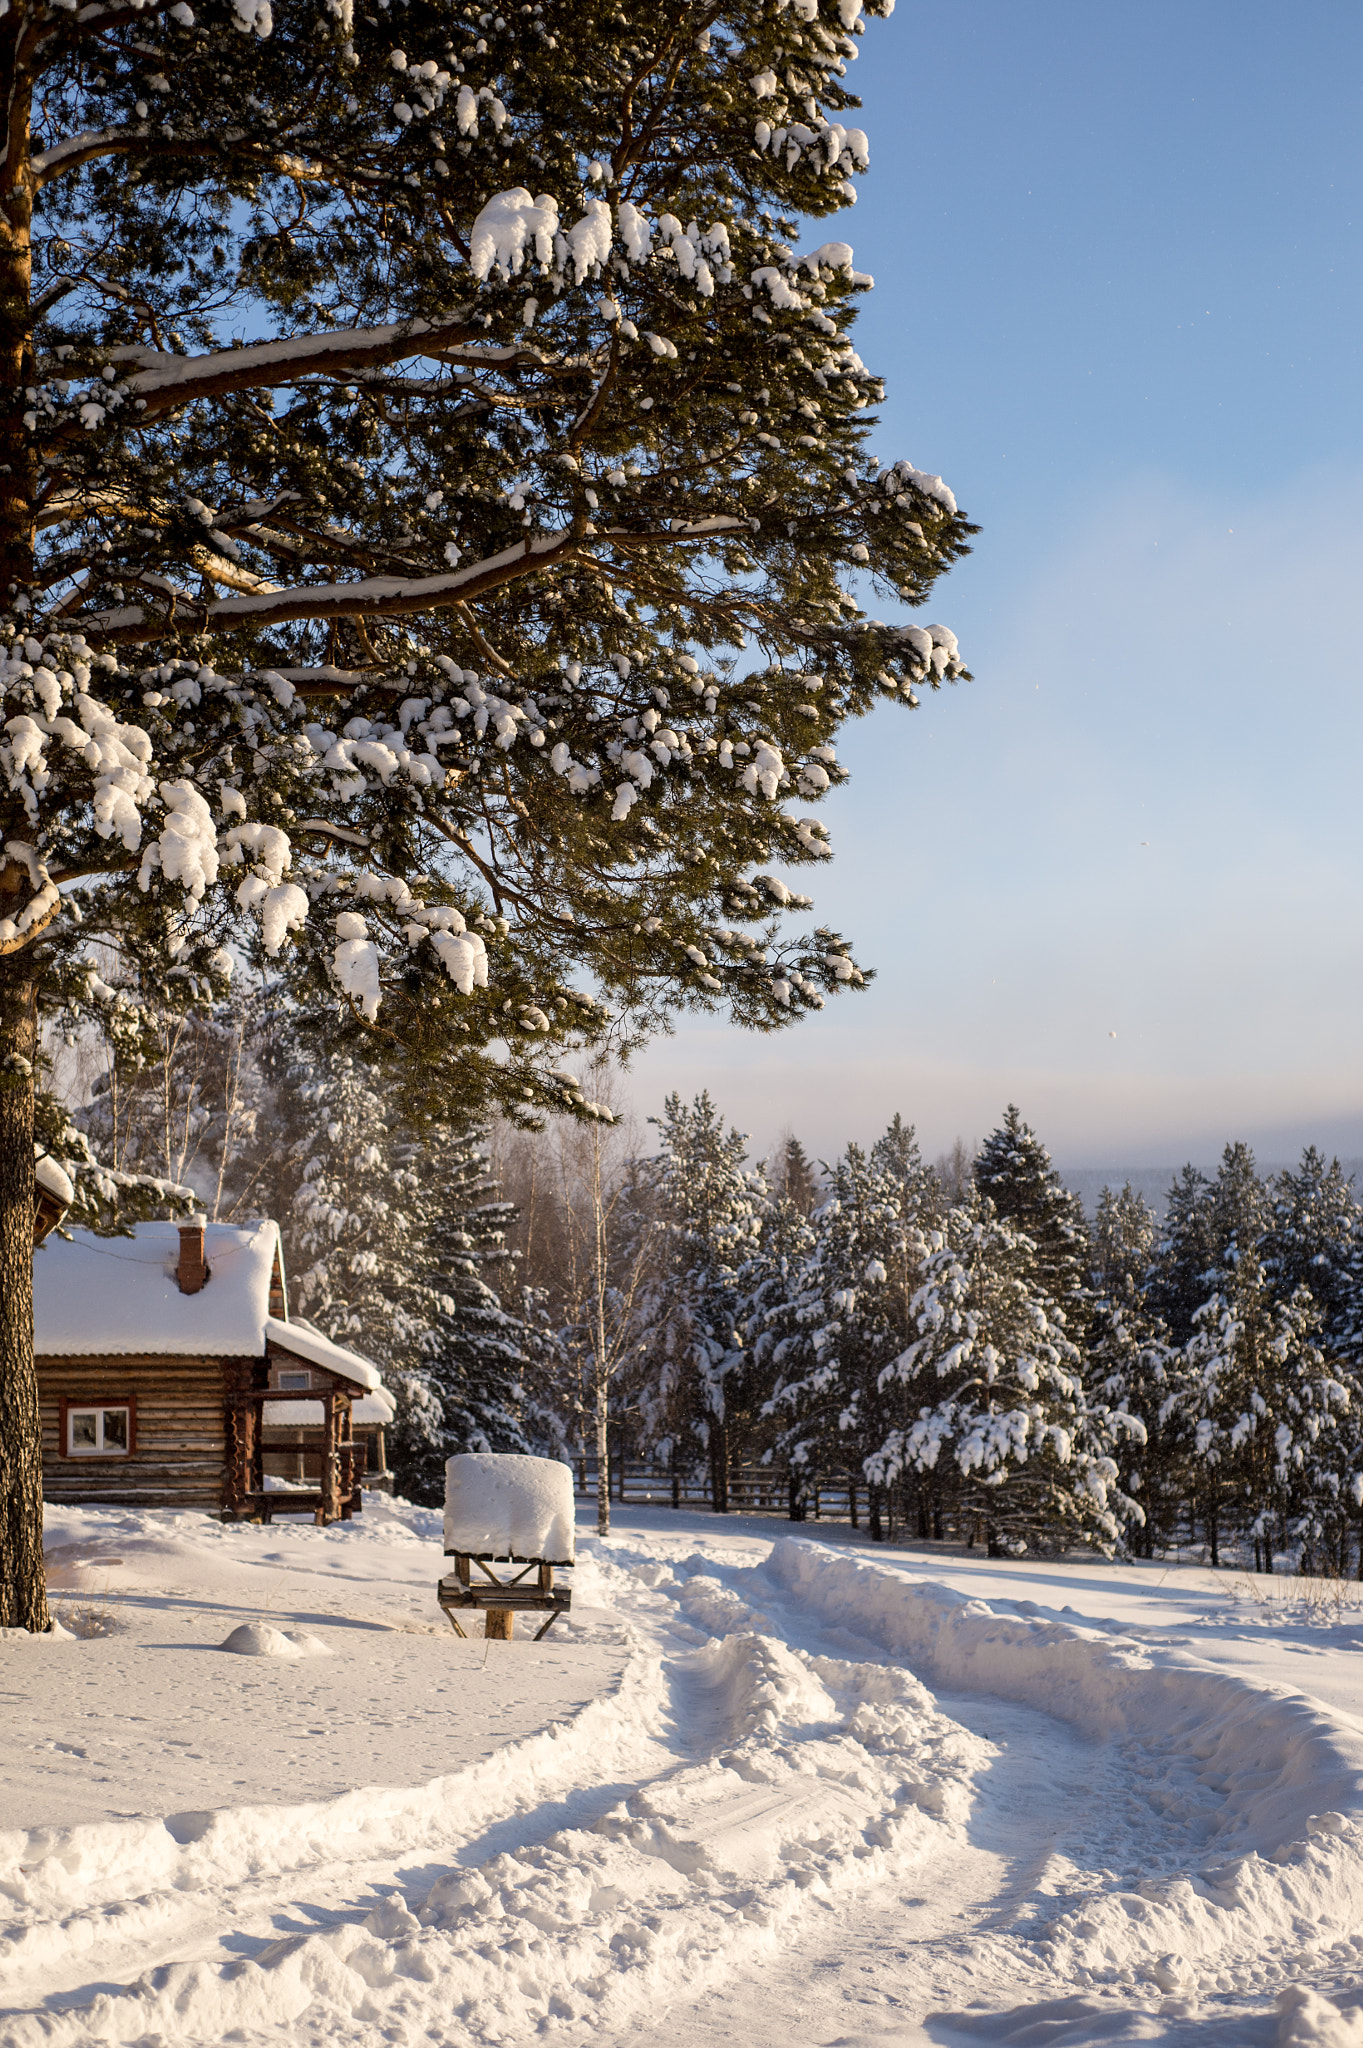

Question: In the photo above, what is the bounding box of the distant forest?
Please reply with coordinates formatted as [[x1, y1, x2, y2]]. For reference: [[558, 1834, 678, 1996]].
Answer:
[[50, 992, 1363, 1573]]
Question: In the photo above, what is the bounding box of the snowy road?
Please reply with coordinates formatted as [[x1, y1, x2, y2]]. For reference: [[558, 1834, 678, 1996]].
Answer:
[[6, 1509, 1363, 2046]]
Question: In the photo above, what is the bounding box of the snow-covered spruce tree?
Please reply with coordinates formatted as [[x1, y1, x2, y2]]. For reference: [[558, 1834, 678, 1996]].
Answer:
[[390, 1125, 540, 1504], [739, 1178, 815, 1506], [283, 1047, 430, 1368], [769, 1130, 819, 1216], [1088, 1181, 1178, 1558], [639, 1090, 764, 1509], [274, 1031, 544, 1496], [1180, 1276, 1350, 1571], [1145, 1164, 1218, 1348], [761, 1118, 940, 1534], [974, 1107, 1091, 1336], [0, 0, 975, 1624], [871, 1193, 1135, 1557], [1264, 1149, 1363, 1354]]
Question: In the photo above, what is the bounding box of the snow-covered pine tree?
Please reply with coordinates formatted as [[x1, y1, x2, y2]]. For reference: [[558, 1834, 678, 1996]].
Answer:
[[1264, 1149, 1363, 1350], [0, 0, 975, 1627], [1180, 1275, 1348, 1571], [771, 1132, 820, 1217], [1145, 1165, 1218, 1347], [872, 1192, 1133, 1557], [739, 1180, 816, 1509], [762, 1119, 938, 1535], [640, 1091, 764, 1510], [390, 1125, 540, 1503], [974, 1107, 1091, 1336], [1088, 1181, 1175, 1557], [284, 1048, 429, 1369]]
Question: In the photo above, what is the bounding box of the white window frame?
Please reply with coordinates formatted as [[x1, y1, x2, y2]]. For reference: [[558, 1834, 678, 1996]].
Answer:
[[276, 1368, 312, 1390], [66, 1404, 132, 1456]]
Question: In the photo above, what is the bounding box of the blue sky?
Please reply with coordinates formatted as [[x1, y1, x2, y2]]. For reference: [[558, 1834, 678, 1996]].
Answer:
[[628, 0, 1363, 1174]]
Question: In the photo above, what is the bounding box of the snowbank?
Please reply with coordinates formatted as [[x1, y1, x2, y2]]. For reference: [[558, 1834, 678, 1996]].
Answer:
[[766, 1538, 1363, 1858], [443, 1452, 575, 1560], [218, 1622, 332, 1657]]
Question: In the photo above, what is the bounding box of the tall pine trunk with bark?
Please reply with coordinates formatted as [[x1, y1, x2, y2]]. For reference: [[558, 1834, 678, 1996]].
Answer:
[[0, 37, 45, 1632], [0, 971, 46, 1631]]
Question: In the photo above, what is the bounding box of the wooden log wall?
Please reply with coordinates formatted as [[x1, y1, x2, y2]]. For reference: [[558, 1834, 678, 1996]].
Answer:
[[37, 1355, 246, 1511]]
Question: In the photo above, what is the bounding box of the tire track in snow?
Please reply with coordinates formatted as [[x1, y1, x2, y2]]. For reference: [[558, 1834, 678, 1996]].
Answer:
[[632, 1535, 1363, 2046]]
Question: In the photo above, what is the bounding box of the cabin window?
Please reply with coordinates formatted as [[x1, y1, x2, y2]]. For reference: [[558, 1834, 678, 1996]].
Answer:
[[65, 1403, 133, 1456], [277, 1369, 311, 1390]]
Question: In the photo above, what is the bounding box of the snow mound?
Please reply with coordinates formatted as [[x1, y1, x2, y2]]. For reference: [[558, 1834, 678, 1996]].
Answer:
[[218, 1622, 332, 1658], [443, 1452, 575, 1560], [1278, 1985, 1363, 2045]]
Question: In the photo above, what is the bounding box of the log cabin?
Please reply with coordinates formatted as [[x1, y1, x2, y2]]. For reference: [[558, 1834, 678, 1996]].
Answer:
[[33, 1216, 394, 1524]]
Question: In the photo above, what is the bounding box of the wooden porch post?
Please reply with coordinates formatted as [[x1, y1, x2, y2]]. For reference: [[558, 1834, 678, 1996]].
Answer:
[[321, 1388, 339, 1524]]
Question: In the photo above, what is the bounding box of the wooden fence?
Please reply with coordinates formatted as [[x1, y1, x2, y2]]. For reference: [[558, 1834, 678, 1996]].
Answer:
[[571, 1457, 866, 1524]]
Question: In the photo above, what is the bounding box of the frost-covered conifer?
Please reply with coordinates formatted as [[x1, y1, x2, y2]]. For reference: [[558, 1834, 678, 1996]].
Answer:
[[872, 1193, 1134, 1557], [278, 1040, 542, 1497], [1179, 1277, 1349, 1571], [1088, 1182, 1176, 1557], [0, 0, 978, 1623], [1264, 1149, 1363, 1351], [770, 1131, 820, 1217], [974, 1107, 1091, 1334], [640, 1091, 763, 1508], [1145, 1165, 1217, 1347], [739, 1184, 816, 1497], [762, 1119, 938, 1533], [285, 1050, 429, 1367], [390, 1126, 541, 1503]]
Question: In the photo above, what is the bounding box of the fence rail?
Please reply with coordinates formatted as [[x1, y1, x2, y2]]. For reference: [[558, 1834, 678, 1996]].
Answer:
[[571, 1458, 866, 1523]]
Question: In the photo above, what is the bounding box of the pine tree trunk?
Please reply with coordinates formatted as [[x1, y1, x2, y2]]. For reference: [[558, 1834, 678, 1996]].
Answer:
[[0, 969, 47, 1632], [0, 20, 45, 1633]]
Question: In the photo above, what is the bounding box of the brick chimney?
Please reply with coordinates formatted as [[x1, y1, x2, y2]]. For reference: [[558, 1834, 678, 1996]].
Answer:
[[176, 1216, 209, 1295]]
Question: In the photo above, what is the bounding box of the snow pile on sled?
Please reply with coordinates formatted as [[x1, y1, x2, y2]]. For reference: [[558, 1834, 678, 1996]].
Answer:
[[443, 1452, 575, 1561]]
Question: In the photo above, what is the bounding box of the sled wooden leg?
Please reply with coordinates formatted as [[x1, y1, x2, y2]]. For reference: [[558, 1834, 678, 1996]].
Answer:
[[484, 1607, 513, 1641], [442, 1610, 468, 1638], [532, 1610, 563, 1642]]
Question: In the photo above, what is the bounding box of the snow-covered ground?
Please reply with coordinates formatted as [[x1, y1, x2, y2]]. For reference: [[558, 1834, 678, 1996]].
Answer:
[[6, 1501, 1363, 2046]]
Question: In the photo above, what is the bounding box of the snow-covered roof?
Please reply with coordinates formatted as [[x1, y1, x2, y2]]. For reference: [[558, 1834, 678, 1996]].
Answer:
[[33, 1223, 386, 1398], [34, 1153, 75, 1207], [264, 1316, 382, 1392], [34, 1221, 280, 1358], [263, 1388, 396, 1427]]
